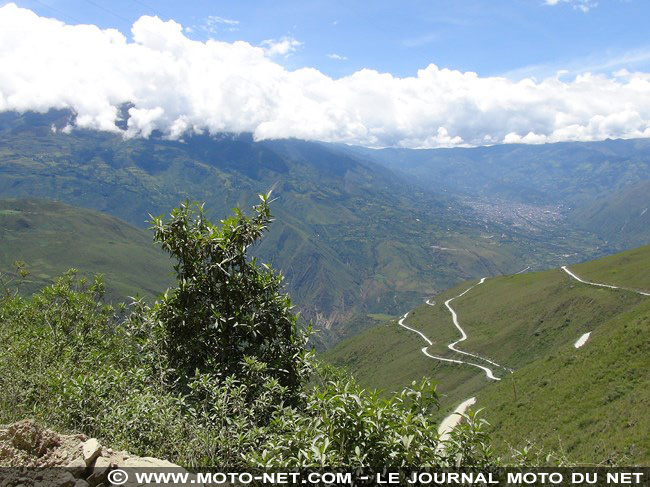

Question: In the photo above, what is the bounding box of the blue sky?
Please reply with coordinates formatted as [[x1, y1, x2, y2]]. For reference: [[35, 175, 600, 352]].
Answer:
[[2, 0, 650, 147], [11, 0, 650, 79]]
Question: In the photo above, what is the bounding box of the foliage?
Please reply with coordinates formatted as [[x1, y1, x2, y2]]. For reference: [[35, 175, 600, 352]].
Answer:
[[0, 197, 501, 468], [145, 195, 311, 399], [248, 368, 485, 468]]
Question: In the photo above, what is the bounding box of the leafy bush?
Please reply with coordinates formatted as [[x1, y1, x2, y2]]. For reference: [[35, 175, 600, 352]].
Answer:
[[0, 196, 499, 467], [146, 195, 312, 402]]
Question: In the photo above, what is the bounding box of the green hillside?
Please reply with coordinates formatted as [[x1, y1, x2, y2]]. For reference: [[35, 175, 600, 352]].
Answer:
[[571, 244, 650, 293], [0, 199, 172, 300], [324, 245, 650, 462], [477, 299, 650, 463], [570, 182, 650, 253], [0, 110, 604, 346]]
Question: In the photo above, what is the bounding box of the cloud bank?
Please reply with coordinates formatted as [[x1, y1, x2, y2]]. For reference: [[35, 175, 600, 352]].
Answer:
[[2, 4, 650, 148]]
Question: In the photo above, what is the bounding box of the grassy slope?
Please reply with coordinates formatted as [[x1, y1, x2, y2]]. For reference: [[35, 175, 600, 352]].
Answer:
[[0, 199, 172, 300], [325, 264, 645, 395], [477, 300, 650, 463], [474, 245, 650, 462], [571, 244, 650, 293], [324, 246, 650, 461], [569, 181, 650, 250]]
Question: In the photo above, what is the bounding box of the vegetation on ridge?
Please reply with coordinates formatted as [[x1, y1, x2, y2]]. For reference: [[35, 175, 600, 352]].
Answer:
[[0, 197, 498, 467], [324, 245, 650, 463], [0, 199, 173, 301]]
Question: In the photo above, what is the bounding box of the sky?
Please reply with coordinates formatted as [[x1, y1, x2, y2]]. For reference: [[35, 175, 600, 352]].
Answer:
[[2, 0, 650, 148]]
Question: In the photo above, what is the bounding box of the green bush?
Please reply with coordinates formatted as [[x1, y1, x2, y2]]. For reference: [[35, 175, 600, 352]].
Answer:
[[146, 195, 312, 403], [0, 196, 499, 467]]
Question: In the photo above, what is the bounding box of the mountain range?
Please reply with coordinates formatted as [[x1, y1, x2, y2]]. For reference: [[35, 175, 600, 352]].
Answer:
[[1, 109, 649, 346]]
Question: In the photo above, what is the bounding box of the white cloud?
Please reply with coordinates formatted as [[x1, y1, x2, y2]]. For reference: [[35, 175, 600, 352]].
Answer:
[[195, 14, 240, 36], [2, 4, 650, 148], [207, 15, 239, 26], [261, 37, 301, 57], [544, 0, 598, 13], [327, 53, 347, 61], [503, 47, 650, 80]]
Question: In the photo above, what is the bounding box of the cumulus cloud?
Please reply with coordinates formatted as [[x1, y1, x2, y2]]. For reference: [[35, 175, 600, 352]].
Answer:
[[2, 4, 650, 148], [327, 53, 347, 60], [261, 37, 301, 57]]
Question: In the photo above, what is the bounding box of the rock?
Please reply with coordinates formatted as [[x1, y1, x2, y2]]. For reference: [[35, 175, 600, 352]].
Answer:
[[59, 471, 77, 487], [6, 420, 60, 458], [66, 457, 87, 478], [9, 421, 42, 452], [120, 456, 180, 468], [87, 456, 111, 486], [74, 480, 89, 487], [82, 439, 102, 466]]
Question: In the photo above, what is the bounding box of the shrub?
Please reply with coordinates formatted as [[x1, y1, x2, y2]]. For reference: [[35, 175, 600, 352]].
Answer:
[[146, 195, 312, 402], [0, 196, 499, 468]]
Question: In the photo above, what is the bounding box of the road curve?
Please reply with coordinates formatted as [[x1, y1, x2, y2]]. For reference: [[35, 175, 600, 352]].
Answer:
[[562, 266, 650, 296], [444, 278, 511, 372], [437, 397, 477, 446], [397, 281, 504, 381]]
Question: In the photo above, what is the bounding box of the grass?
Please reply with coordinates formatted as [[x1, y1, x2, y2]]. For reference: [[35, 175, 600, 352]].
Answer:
[[477, 299, 650, 464], [0, 199, 173, 301], [571, 244, 650, 293], [366, 313, 396, 321], [324, 245, 650, 461]]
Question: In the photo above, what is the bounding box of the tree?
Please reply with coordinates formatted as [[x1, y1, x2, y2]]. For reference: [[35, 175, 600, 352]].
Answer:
[[148, 194, 311, 400]]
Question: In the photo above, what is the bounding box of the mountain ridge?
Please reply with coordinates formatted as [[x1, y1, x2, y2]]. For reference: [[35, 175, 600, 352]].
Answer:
[[1, 109, 613, 346]]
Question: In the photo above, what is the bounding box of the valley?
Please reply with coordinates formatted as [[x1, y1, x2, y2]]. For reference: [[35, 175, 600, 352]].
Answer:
[[0, 114, 649, 463], [2, 0, 650, 470], [2, 110, 631, 347]]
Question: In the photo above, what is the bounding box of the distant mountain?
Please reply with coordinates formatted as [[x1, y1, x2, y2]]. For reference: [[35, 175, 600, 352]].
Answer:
[[569, 179, 650, 249], [342, 139, 650, 247], [323, 244, 650, 462], [0, 110, 618, 346], [0, 199, 172, 300], [343, 139, 650, 205]]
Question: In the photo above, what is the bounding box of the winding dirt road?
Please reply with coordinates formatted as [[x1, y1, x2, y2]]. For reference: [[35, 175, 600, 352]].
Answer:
[[444, 278, 510, 372], [397, 278, 507, 381], [563, 264, 649, 350], [562, 266, 650, 296], [437, 397, 476, 445]]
